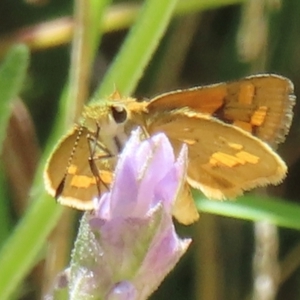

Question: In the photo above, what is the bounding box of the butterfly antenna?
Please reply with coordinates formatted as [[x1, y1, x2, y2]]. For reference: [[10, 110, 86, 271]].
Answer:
[[55, 125, 84, 199]]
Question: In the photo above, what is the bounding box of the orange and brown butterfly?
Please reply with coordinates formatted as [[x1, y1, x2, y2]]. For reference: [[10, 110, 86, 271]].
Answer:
[[44, 74, 295, 225]]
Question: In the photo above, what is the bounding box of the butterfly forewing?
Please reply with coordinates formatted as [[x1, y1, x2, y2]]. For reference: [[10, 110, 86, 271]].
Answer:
[[147, 75, 295, 146], [44, 126, 113, 209]]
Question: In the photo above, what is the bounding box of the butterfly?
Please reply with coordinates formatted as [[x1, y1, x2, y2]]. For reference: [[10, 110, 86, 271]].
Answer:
[[44, 74, 295, 225]]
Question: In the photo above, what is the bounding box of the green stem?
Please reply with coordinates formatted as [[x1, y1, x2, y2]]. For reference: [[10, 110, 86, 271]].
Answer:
[[0, 195, 63, 300], [66, 0, 112, 123], [0, 1, 111, 298], [95, 0, 179, 98], [0, 45, 29, 150]]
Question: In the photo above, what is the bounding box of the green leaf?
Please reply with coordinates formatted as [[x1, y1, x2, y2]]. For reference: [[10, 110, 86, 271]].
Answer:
[[0, 44, 29, 151], [195, 192, 300, 230]]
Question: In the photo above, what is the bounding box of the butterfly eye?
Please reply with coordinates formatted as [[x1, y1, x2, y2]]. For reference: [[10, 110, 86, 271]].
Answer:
[[111, 105, 127, 124]]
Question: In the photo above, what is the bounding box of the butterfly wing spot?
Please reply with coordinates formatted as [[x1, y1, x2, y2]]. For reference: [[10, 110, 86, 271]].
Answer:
[[238, 82, 255, 105], [179, 138, 197, 145], [210, 137, 259, 166], [68, 169, 113, 189], [209, 149, 260, 168], [87, 137, 113, 194], [227, 142, 243, 150], [235, 151, 259, 164], [99, 170, 113, 185], [209, 152, 246, 168], [217, 136, 244, 150], [250, 106, 268, 126], [70, 175, 96, 188], [68, 164, 78, 175]]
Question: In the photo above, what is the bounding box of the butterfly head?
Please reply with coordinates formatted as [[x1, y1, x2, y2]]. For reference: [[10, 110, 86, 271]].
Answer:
[[82, 100, 128, 134]]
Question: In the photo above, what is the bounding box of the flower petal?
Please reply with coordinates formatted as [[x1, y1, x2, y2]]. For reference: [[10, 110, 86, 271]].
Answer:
[[65, 130, 191, 299], [106, 281, 137, 300]]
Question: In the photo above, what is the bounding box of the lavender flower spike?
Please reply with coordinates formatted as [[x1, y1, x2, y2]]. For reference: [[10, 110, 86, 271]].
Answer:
[[59, 128, 191, 300]]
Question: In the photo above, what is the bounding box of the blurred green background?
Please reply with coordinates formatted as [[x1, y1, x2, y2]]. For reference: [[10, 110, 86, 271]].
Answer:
[[0, 0, 300, 299]]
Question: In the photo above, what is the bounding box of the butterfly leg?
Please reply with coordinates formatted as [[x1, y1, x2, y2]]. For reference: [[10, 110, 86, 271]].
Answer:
[[87, 124, 115, 199]]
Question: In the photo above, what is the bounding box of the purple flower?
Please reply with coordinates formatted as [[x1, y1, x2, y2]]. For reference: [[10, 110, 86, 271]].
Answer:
[[56, 128, 191, 300]]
